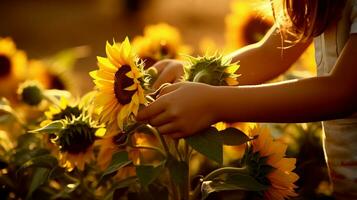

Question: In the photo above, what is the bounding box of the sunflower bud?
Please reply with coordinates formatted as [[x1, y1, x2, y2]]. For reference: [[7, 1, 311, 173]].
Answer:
[[17, 81, 44, 106], [184, 55, 240, 86]]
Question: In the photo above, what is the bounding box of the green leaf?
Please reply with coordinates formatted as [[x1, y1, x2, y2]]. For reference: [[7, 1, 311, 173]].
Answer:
[[18, 154, 58, 172], [136, 165, 163, 187], [201, 172, 268, 200], [185, 127, 223, 164], [219, 127, 251, 146], [13, 148, 50, 166], [26, 168, 50, 200], [101, 151, 131, 178], [30, 121, 64, 134], [167, 156, 189, 186]]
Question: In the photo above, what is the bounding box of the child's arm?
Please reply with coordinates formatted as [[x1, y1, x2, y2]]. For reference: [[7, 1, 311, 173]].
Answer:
[[137, 35, 357, 138], [227, 26, 312, 85], [151, 26, 311, 88]]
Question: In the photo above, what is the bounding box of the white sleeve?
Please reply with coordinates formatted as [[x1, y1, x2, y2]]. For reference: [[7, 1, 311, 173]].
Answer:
[[350, 0, 357, 33]]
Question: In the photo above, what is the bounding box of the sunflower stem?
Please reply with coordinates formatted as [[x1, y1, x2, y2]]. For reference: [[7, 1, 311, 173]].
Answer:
[[190, 182, 201, 200], [148, 125, 170, 156], [203, 166, 249, 181], [131, 144, 166, 158]]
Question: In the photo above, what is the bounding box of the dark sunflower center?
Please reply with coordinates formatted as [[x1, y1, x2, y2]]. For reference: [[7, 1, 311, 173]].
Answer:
[[243, 17, 272, 45], [0, 55, 11, 77], [52, 106, 81, 121], [49, 74, 66, 90], [58, 123, 95, 154], [160, 44, 170, 56], [114, 65, 136, 105]]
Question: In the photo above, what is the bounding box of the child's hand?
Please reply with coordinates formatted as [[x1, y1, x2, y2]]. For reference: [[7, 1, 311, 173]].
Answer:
[[150, 59, 185, 90], [137, 82, 218, 138]]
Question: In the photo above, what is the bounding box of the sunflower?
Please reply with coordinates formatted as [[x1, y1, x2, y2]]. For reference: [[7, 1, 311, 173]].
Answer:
[[41, 96, 82, 126], [132, 23, 191, 68], [0, 37, 27, 101], [215, 122, 256, 164], [243, 125, 299, 200], [184, 55, 240, 86], [28, 60, 68, 90], [17, 80, 44, 106], [90, 37, 147, 130], [50, 115, 105, 171], [225, 0, 274, 51], [96, 131, 140, 181]]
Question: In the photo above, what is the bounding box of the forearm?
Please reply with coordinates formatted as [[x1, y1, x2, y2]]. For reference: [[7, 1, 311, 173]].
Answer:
[[213, 76, 357, 123], [227, 26, 311, 85]]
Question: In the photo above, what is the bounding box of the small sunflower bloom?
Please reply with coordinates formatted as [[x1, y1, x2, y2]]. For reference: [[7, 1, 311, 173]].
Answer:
[[90, 37, 147, 129], [225, 0, 273, 50], [0, 37, 27, 100], [28, 60, 68, 90], [184, 55, 240, 86], [96, 131, 139, 180], [244, 125, 299, 200]]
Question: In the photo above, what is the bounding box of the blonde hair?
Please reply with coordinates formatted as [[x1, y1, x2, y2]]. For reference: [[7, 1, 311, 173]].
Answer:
[[271, 0, 347, 43]]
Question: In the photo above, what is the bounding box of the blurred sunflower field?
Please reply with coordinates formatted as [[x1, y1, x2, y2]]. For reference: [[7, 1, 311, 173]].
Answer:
[[1, 0, 331, 200]]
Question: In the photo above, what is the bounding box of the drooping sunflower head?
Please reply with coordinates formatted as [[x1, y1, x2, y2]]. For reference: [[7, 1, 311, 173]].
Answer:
[[225, 0, 273, 50], [51, 115, 105, 171], [133, 23, 191, 68], [242, 125, 299, 200], [17, 80, 44, 106], [90, 37, 148, 130], [184, 55, 240, 86], [0, 37, 27, 99]]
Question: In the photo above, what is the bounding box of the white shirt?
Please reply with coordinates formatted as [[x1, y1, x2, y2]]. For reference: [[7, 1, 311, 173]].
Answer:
[[314, 0, 357, 197]]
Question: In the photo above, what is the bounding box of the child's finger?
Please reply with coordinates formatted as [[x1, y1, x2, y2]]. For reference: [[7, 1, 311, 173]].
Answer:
[[157, 123, 178, 135], [157, 82, 184, 98], [137, 101, 165, 121], [151, 60, 169, 73], [153, 67, 175, 90], [149, 83, 171, 99], [149, 111, 172, 126], [171, 132, 184, 139]]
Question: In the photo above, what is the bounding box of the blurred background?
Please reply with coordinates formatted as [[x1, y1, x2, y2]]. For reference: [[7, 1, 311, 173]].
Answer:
[[1, 0, 233, 93]]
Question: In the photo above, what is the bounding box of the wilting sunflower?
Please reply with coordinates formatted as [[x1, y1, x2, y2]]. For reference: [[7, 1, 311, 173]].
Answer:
[[48, 115, 105, 171], [243, 125, 299, 200], [225, 0, 273, 51], [132, 23, 191, 68], [90, 38, 147, 129], [184, 55, 240, 86], [0, 37, 27, 101]]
